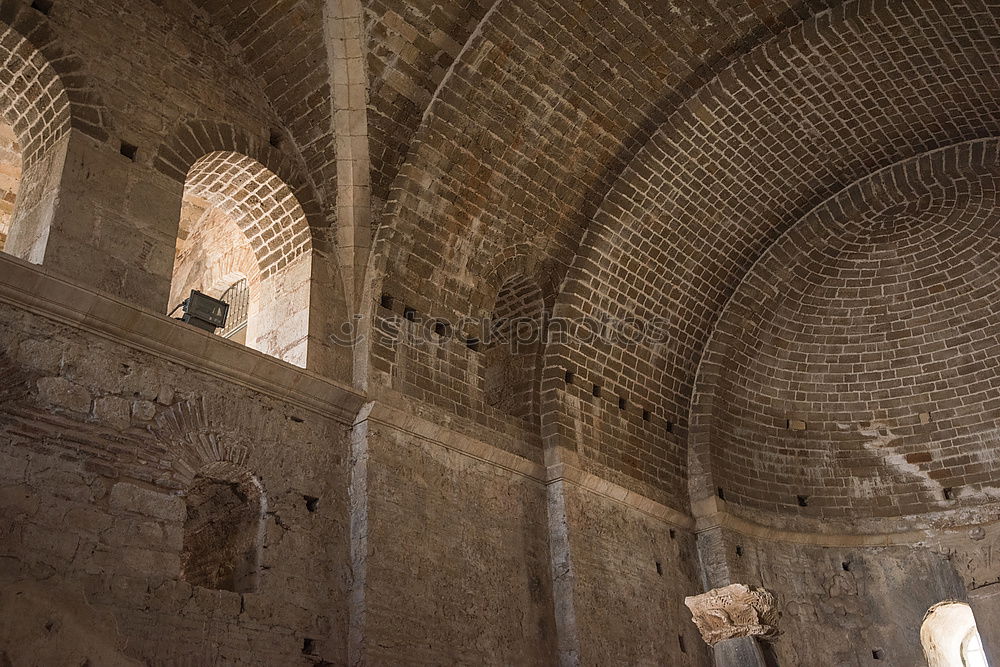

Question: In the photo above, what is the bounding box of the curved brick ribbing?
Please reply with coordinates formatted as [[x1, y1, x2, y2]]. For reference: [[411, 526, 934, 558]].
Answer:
[[690, 140, 1000, 521], [0, 3, 109, 147], [155, 120, 330, 256], [369, 0, 842, 324], [185, 0, 335, 219], [154, 398, 254, 489], [0, 18, 69, 166], [538, 0, 1000, 509], [364, 0, 494, 215], [185, 152, 311, 277], [365, 0, 843, 445]]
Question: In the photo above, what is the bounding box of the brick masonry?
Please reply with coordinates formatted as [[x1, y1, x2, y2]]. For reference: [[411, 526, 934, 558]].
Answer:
[[692, 139, 1000, 524], [0, 0, 999, 664]]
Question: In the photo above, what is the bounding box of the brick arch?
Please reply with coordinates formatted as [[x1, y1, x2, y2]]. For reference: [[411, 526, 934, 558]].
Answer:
[[360, 0, 851, 411], [184, 152, 312, 277], [482, 249, 560, 315], [688, 139, 1000, 529], [154, 120, 329, 251], [538, 0, 1000, 511], [483, 270, 546, 426], [364, 0, 848, 326], [0, 2, 108, 153], [152, 397, 279, 489]]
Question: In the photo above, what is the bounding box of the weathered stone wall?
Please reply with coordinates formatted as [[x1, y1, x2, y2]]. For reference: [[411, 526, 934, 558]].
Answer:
[[0, 299, 355, 665], [555, 482, 709, 666], [715, 530, 968, 667], [2, 0, 1000, 663], [355, 409, 557, 664]]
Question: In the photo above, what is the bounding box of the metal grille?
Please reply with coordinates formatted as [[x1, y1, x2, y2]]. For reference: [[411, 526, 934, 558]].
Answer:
[[218, 278, 249, 339]]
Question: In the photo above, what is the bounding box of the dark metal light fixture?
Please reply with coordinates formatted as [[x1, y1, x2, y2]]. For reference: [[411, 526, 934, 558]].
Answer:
[[173, 290, 229, 333]]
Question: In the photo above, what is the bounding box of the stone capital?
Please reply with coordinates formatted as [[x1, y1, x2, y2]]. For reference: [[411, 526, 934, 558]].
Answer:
[[684, 584, 780, 645]]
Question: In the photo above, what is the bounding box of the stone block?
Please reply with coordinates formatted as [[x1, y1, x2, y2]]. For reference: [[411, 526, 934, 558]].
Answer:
[[109, 482, 185, 522], [94, 395, 131, 430], [36, 376, 91, 413]]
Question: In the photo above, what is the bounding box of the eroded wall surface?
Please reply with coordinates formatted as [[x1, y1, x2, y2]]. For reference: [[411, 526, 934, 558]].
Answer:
[[358, 415, 556, 664], [559, 483, 709, 666], [0, 300, 353, 665]]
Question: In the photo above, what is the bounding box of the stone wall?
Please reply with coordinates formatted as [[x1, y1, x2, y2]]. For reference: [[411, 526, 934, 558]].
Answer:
[[355, 411, 556, 665], [555, 482, 709, 666], [1, 0, 999, 663], [0, 286, 358, 664]]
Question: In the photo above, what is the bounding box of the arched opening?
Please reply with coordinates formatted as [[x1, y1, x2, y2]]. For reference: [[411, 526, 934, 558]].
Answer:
[[0, 121, 22, 251], [921, 601, 990, 667], [168, 152, 313, 366], [181, 467, 266, 594], [0, 21, 70, 263], [483, 274, 544, 423]]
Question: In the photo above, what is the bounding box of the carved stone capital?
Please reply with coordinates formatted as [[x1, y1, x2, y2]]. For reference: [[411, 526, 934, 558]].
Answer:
[[684, 584, 780, 645]]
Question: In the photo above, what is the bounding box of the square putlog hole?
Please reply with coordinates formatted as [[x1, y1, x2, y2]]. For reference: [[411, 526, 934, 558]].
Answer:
[[120, 141, 138, 161]]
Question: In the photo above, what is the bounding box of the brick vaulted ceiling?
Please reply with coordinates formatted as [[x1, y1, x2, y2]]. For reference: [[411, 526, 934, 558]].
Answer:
[[181, 0, 1000, 517], [181, 0, 335, 217], [546, 0, 1000, 512], [184, 0, 843, 249]]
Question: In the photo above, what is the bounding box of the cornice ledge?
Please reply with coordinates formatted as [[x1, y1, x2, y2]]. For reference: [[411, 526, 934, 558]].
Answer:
[[547, 461, 695, 530], [0, 254, 366, 424]]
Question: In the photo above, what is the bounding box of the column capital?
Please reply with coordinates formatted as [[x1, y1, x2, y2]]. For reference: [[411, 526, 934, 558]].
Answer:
[[684, 584, 780, 645]]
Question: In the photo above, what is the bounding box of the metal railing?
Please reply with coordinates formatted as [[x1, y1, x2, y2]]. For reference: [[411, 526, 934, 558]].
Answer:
[[218, 278, 249, 339]]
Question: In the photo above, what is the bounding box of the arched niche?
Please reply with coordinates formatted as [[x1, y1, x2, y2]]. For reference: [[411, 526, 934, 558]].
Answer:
[[181, 462, 267, 594], [483, 273, 545, 424]]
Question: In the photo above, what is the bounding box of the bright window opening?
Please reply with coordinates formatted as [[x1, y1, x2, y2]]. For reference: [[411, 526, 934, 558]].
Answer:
[[0, 122, 21, 252], [167, 152, 313, 366], [921, 601, 990, 667], [964, 627, 989, 667]]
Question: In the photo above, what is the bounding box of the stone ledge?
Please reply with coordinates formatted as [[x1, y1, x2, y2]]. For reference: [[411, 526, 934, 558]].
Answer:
[[548, 461, 695, 530], [0, 253, 365, 424], [366, 390, 697, 530], [695, 503, 1000, 548]]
